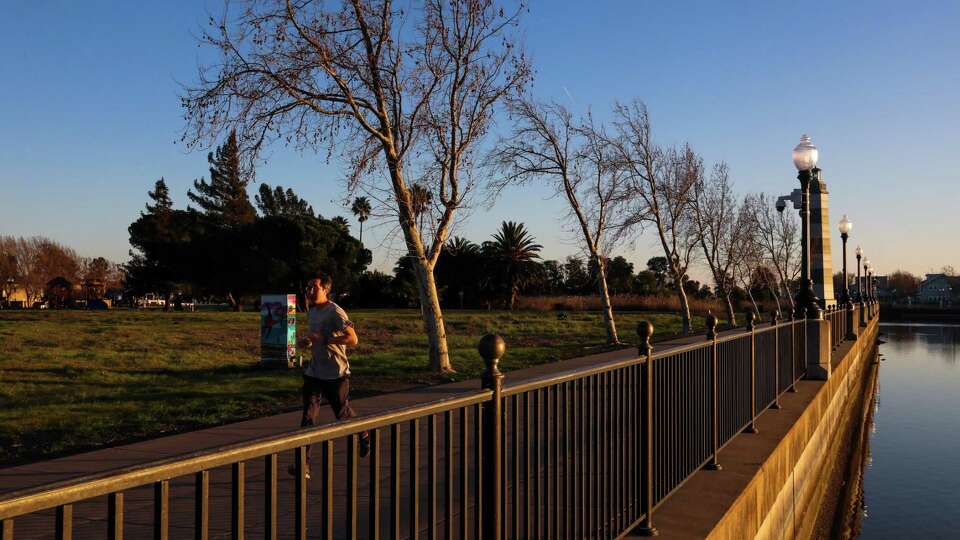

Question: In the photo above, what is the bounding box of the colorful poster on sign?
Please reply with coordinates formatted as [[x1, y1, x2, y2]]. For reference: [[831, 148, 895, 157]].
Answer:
[[261, 294, 297, 366]]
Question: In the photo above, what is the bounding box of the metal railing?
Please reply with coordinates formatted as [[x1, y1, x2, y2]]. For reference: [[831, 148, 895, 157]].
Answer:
[[0, 309, 873, 539]]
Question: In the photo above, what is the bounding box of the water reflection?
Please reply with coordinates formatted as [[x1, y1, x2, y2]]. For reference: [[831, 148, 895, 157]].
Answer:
[[853, 323, 960, 538]]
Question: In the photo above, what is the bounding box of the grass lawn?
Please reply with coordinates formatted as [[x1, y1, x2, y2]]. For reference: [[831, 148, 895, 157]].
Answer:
[[0, 308, 695, 465]]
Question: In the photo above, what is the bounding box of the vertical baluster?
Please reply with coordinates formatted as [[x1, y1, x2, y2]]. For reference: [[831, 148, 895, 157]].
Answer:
[[445, 410, 454, 540], [604, 371, 612, 538], [544, 387, 551, 540], [789, 313, 798, 392], [55, 505, 72, 540], [533, 389, 541, 539], [460, 409, 468, 540], [579, 377, 587, 539], [0, 519, 11, 540], [428, 417, 437, 540], [618, 368, 625, 533], [231, 462, 245, 540], [772, 312, 782, 409], [348, 434, 359, 540], [586, 376, 593, 538], [513, 394, 520, 540], [264, 454, 278, 540], [153, 480, 168, 540], [370, 429, 382, 540], [392, 424, 401, 539], [195, 470, 210, 540], [322, 441, 334, 540], [553, 385, 561, 539], [523, 392, 531, 540], [562, 382, 576, 538], [412, 418, 421, 540], [109, 492, 124, 540], [295, 446, 307, 540], [475, 402, 484, 540]]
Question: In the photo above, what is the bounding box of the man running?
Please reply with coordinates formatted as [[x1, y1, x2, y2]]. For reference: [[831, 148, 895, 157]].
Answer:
[[292, 272, 369, 478]]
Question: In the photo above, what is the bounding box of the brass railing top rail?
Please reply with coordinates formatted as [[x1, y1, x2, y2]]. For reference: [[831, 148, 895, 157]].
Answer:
[[0, 389, 491, 520]]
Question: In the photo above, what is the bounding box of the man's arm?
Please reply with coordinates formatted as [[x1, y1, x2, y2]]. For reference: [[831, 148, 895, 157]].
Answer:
[[327, 325, 358, 347]]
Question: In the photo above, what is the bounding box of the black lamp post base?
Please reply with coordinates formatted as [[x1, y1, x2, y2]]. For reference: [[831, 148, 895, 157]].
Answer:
[[704, 462, 723, 471]]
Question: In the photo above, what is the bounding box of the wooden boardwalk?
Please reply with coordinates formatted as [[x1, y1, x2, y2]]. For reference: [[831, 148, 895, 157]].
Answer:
[[0, 331, 725, 539]]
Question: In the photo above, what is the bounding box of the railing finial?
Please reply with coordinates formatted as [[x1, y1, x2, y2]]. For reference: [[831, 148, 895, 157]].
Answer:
[[637, 320, 654, 355], [478, 334, 505, 381], [705, 310, 717, 340]]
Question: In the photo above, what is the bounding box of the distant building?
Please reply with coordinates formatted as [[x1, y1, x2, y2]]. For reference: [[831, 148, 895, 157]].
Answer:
[[917, 274, 952, 304], [1, 286, 28, 308]]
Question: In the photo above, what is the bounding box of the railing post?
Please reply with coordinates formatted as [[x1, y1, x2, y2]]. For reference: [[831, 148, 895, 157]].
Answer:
[[789, 311, 798, 393], [479, 334, 505, 540], [746, 312, 759, 434], [704, 312, 722, 471], [635, 321, 659, 536], [772, 311, 782, 409]]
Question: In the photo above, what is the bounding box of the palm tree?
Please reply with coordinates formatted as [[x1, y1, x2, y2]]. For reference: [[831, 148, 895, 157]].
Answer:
[[350, 196, 372, 244], [483, 221, 543, 310]]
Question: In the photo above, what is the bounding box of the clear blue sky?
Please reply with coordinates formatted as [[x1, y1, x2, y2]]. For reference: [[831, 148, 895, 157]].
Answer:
[[2, 0, 958, 280]]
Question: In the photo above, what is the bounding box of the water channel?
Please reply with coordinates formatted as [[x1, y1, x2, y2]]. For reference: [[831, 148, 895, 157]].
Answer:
[[848, 323, 960, 538]]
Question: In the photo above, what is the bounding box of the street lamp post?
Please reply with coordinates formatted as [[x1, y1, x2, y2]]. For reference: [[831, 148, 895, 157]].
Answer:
[[855, 246, 863, 302], [792, 135, 823, 319], [838, 215, 853, 308]]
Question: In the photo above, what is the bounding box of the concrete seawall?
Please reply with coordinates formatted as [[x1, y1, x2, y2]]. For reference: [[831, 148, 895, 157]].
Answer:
[[643, 316, 880, 539]]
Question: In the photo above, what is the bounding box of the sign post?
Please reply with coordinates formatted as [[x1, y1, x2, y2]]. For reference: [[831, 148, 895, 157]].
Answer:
[[260, 294, 297, 367]]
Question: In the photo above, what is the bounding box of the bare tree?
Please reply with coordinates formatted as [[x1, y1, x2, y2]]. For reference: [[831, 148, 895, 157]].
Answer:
[[490, 99, 626, 343], [182, 0, 530, 373], [749, 193, 800, 312], [609, 100, 700, 334], [690, 162, 749, 326]]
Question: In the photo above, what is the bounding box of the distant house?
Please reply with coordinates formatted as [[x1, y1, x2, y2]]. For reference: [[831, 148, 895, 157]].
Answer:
[[1, 286, 28, 308], [917, 274, 952, 304]]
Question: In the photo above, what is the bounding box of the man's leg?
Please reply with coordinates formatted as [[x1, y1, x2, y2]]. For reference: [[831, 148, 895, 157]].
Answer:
[[300, 376, 324, 464], [320, 377, 370, 456]]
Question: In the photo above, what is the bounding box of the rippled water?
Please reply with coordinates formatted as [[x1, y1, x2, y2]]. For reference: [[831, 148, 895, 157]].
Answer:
[[857, 323, 960, 538]]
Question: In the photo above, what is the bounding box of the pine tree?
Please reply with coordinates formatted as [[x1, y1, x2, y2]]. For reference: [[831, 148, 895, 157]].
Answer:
[[255, 183, 315, 218], [145, 178, 173, 215], [188, 131, 256, 226]]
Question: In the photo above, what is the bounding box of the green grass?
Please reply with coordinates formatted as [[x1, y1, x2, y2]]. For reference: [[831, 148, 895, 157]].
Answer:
[[0, 309, 693, 465]]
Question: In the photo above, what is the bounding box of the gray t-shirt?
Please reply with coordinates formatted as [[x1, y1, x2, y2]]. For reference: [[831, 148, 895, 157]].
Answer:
[[303, 302, 353, 380]]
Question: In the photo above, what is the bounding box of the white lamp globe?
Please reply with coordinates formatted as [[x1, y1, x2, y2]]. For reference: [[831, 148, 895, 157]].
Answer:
[[855, 245, 863, 258], [792, 134, 819, 171], [838, 215, 853, 235]]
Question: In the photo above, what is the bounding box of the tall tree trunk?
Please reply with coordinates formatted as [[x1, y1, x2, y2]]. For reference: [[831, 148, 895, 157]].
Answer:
[[509, 285, 517, 311], [593, 254, 620, 344], [674, 276, 692, 334], [413, 263, 453, 373], [359, 220, 364, 245], [746, 288, 760, 320], [769, 284, 782, 315], [724, 293, 737, 328]]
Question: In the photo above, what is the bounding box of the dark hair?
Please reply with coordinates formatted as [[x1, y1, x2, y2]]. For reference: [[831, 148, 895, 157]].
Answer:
[[312, 272, 333, 289]]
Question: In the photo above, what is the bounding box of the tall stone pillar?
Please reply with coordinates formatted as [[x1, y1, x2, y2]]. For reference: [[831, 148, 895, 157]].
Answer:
[[810, 170, 835, 308]]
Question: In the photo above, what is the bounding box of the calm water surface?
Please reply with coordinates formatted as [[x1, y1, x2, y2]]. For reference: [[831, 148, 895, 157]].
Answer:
[[858, 323, 960, 538]]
